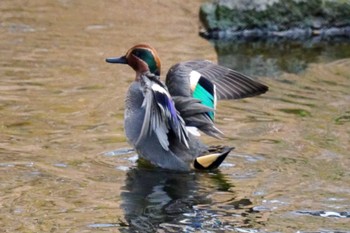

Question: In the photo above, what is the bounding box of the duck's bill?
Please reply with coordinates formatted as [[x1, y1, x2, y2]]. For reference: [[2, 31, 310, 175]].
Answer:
[[105, 56, 127, 64]]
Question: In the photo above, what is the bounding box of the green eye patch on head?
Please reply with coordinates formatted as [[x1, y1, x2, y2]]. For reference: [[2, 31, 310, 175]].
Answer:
[[132, 48, 160, 75]]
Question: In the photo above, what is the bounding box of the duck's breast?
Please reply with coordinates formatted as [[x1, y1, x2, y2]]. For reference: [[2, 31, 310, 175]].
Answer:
[[124, 82, 145, 145]]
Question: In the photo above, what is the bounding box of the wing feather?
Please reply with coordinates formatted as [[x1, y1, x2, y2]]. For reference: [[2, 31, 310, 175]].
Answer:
[[136, 73, 189, 151], [165, 60, 268, 139], [170, 60, 268, 100], [196, 63, 269, 99]]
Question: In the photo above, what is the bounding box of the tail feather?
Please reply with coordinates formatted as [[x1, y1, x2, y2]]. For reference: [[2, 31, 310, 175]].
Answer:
[[193, 146, 234, 170]]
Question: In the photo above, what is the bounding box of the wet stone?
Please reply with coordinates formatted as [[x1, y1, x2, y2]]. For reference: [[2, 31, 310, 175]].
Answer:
[[200, 0, 350, 40]]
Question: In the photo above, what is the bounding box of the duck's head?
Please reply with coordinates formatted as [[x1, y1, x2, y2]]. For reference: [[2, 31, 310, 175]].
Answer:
[[106, 44, 161, 77]]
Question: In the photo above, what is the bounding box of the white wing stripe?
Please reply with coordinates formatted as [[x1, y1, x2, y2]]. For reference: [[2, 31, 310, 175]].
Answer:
[[189, 70, 201, 91]]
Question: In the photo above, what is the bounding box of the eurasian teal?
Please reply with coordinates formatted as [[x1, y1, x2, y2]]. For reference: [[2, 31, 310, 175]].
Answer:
[[106, 44, 268, 171]]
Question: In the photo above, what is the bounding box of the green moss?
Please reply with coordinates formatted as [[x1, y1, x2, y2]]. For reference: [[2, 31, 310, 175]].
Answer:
[[200, 0, 350, 31]]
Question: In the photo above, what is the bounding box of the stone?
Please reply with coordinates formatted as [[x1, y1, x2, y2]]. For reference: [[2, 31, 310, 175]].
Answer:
[[199, 0, 350, 40]]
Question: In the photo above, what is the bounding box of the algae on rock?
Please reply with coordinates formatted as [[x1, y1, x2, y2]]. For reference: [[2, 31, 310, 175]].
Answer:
[[200, 0, 350, 39]]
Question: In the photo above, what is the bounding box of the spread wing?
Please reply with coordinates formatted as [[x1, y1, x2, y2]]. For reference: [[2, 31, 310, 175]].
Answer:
[[136, 73, 189, 151], [165, 60, 268, 138], [172, 60, 269, 100]]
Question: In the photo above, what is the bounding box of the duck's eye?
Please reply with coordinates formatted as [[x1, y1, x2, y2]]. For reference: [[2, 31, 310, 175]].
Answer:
[[132, 49, 143, 57]]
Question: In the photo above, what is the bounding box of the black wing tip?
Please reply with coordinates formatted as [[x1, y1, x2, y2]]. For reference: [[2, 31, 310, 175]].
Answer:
[[238, 79, 269, 98], [232, 72, 270, 97], [256, 82, 269, 95], [213, 67, 270, 100], [230, 82, 269, 99]]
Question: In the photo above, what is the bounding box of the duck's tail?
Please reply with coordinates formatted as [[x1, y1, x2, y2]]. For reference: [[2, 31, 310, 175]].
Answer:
[[193, 145, 234, 170]]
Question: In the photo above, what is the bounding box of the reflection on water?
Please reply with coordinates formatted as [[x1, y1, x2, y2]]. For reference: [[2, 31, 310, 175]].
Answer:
[[120, 167, 262, 232], [214, 39, 350, 77], [1, 0, 350, 232]]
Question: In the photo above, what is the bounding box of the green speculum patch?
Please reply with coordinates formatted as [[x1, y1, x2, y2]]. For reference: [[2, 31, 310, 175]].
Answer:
[[193, 84, 215, 120]]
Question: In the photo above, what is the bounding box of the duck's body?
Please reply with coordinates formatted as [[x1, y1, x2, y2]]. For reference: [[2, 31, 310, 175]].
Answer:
[[124, 79, 208, 170], [106, 44, 268, 171]]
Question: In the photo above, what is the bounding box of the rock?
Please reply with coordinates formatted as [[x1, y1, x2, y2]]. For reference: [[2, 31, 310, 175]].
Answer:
[[199, 0, 350, 40]]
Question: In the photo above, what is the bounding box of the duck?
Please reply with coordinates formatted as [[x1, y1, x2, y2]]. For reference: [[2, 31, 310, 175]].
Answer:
[[106, 44, 268, 171]]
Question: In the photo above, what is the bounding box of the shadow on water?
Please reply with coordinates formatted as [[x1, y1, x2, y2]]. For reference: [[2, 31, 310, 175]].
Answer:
[[119, 167, 264, 232], [213, 38, 350, 77]]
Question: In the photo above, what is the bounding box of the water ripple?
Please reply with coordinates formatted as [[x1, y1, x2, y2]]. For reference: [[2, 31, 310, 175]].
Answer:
[[296, 210, 350, 218]]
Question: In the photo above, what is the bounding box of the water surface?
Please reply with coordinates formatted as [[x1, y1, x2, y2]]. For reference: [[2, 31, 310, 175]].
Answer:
[[214, 39, 350, 77], [0, 0, 349, 232]]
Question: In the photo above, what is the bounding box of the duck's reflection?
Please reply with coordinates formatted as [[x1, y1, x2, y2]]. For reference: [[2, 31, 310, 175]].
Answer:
[[119, 166, 255, 232]]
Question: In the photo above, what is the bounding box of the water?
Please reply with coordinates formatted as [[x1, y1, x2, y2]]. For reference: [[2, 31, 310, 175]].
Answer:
[[214, 39, 350, 77], [0, 0, 349, 232]]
